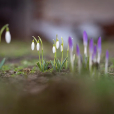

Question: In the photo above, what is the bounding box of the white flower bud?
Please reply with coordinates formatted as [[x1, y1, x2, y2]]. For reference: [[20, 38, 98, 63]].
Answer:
[[5, 31, 11, 43], [56, 41, 59, 49], [36, 42, 40, 51], [52, 46, 56, 53], [60, 45, 63, 52], [31, 41, 35, 50]]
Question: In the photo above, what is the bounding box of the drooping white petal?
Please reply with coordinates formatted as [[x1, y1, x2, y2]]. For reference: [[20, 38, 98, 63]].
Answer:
[[60, 45, 63, 52], [56, 41, 59, 49], [52, 46, 56, 53], [31, 42, 35, 50], [36, 43, 40, 51], [5, 31, 11, 43]]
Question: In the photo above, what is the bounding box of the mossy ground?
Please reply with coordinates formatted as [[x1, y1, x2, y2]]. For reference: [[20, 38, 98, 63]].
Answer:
[[0, 40, 114, 114]]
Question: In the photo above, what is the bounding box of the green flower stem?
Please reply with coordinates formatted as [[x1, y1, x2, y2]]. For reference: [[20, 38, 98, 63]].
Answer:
[[65, 47, 69, 69], [38, 51, 41, 65], [61, 51, 63, 64], [38, 36, 43, 63], [0, 24, 9, 42]]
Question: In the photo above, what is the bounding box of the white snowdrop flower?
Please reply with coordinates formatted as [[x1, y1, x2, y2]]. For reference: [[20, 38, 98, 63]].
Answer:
[[56, 40, 59, 49], [52, 45, 56, 53], [60, 44, 63, 52], [36, 42, 40, 51], [5, 31, 11, 43], [31, 40, 35, 50]]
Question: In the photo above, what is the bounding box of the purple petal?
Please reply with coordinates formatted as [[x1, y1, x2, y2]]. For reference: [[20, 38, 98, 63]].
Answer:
[[93, 45, 97, 56], [76, 44, 80, 57], [68, 36, 73, 51], [89, 38, 93, 54], [83, 31, 88, 45], [92, 45, 97, 60], [97, 37, 101, 53], [106, 50, 109, 60]]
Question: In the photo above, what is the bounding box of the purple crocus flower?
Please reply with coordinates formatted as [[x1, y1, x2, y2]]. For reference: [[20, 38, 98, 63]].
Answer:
[[92, 45, 97, 62], [83, 31, 88, 46], [89, 38, 93, 54], [76, 44, 80, 57], [68, 36, 74, 71], [106, 50, 109, 60], [97, 37, 101, 53], [68, 36, 73, 51]]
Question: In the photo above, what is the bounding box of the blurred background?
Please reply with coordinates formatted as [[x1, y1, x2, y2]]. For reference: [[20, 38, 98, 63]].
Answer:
[[1, 0, 114, 45]]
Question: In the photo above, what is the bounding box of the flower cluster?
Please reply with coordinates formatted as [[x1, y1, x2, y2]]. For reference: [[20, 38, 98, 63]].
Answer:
[[31, 32, 109, 74]]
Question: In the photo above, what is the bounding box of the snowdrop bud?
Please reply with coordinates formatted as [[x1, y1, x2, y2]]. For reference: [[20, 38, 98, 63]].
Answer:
[[5, 28, 11, 43], [52, 45, 56, 53], [60, 44, 63, 52], [56, 36, 59, 49], [31, 40, 35, 51], [56, 40, 59, 49], [36, 41, 40, 51]]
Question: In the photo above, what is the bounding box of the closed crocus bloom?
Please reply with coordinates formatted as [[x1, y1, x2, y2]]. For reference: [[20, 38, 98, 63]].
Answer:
[[31, 40, 35, 50], [92, 45, 97, 62], [89, 38, 93, 55], [56, 39, 59, 49], [76, 44, 80, 57], [76, 44, 81, 73], [89, 38, 94, 71], [68, 36, 74, 71], [83, 31, 88, 46], [5, 28, 11, 43], [97, 37, 101, 63], [105, 50, 109, 74], [68, 36, 73, 51], [52, 45, 56, 53], [36, 41, 40, 51], [83, 31, 88, 57]]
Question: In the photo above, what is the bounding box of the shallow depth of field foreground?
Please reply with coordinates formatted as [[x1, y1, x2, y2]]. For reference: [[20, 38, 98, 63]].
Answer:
[[0, 31, 114, 114]]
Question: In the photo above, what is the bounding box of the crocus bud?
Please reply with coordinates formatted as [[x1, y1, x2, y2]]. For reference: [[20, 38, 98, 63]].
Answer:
[[31, 40, 35, 50], [5, 28, 11, 43], [97, 37, 101, 54], [56, 39, 59, 49], [60, 44, 63, 52], [89, 38, 93, 55], [105, 50, 109, 74], [92, 45, 97, 62], [83, 31, 88, 46], [76, 44, 81, 73], [68, 36, 74, 71], [36, 40, 40, 51], [76, 44, 80, 57], [83, 31, 88, 57], [52, 45, 56, 53], [68, 36, 73, 52], [89, 38, 93, 71], [97, 37, 101, 63]]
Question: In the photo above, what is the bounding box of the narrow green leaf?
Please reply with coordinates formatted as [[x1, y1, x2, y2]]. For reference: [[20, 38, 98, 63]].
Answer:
[[37, 62, 42, 71], [0, 58, 6, 69], [61, 57, 67, 69]]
